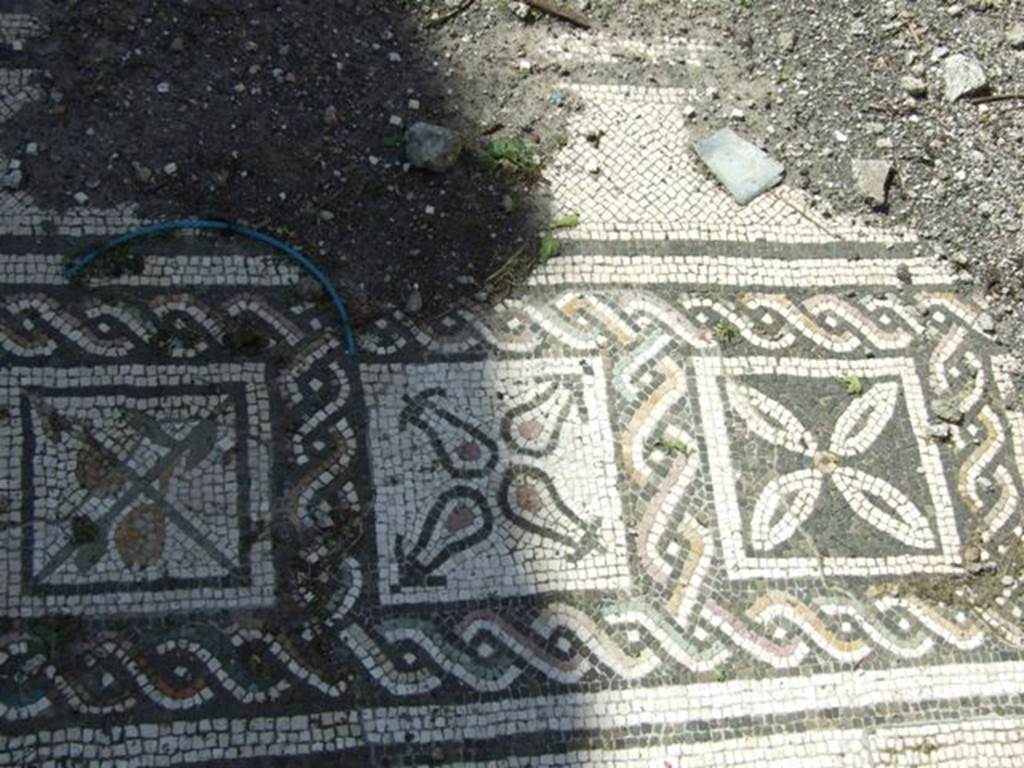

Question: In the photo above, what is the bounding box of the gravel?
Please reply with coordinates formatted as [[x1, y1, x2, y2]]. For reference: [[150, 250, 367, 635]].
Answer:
[[709, 0, 1024, 356]]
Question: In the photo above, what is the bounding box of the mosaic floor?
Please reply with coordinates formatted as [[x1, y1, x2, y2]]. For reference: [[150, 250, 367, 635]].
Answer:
[[3, 11, 1024, 768]]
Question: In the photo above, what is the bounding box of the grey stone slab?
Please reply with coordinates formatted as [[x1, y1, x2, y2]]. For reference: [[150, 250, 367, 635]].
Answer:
[[693, 128, 785, 205], [942, 53, 988, 101]]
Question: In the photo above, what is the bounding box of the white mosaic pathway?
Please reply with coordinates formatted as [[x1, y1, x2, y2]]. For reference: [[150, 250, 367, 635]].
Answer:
[[545, 84, 915, 244]]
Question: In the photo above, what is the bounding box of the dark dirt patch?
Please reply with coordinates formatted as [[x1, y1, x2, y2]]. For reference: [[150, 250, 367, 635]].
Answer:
[[6, 1, 572, 321]]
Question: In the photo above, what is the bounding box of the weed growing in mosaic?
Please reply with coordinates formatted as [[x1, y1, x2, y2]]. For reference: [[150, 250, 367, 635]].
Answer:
[[652, 436, 690, 456], [840, 375, 864, 396], [484, 136, 541, 182], [71, 514, 100, 545], [548, 213, 580, 230], [27, 617, 82, 661], [713, 320, 740, 346], [538, 234, 562, 263]]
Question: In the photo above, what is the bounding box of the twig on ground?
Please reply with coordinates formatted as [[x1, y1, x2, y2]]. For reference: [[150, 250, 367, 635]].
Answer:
[[425, 0, 477, 29], [524, 0, 593, 29], [906, 22, 923, 46], [969, 93, 1024, 105]]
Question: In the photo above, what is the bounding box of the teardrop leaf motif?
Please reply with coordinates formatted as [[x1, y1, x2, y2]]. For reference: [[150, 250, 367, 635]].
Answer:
[[749, 468, 824, 551], [501, 380, 585, 457], [399, 388, 498, 479], [397, 486, 493, 588], [75, 441, 125, 496], [832, 467, 937, 550], [726, 380, 817, 456], [499, 465, 603, 561], [115, 504, 167, 568], [829, 382, 900, 458]]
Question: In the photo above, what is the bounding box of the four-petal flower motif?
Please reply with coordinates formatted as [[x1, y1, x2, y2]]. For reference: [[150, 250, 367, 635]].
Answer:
[[726, 379, 937, 552]]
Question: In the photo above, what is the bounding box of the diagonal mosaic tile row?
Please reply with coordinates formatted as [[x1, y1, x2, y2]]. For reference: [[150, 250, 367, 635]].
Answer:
[[1, 239, 1023, 765]]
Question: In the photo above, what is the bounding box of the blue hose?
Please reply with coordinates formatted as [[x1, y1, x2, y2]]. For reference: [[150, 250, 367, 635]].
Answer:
[[63, 218, 357, 355]]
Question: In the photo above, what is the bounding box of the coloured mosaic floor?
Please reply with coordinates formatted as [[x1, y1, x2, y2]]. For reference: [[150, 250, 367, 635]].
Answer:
[[3, 12, 1024, 768]]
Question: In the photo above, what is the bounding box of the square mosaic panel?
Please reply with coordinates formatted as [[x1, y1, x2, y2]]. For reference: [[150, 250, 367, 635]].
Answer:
[[0, 363, 275, 615], [694, 356, 962, 579], [362, 357, 630, 604]]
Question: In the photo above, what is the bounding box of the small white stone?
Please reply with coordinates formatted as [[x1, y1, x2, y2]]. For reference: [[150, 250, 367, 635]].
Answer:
[[156, 81, 170, 93], [163, 162, 178, 175]]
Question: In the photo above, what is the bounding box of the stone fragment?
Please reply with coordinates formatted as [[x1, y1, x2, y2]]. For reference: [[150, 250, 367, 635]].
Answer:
[[405, 287, 423, 315], [693, 128, 784, 205], [978, 311, 996, 333], [73, 191, 89, 205], [0, 168, 23, 190], [1006, 24, 1024, 49], [900, 76, 928, 97], [405, 122, 462, 172], [851, 159, 893, 208], [942, 53, 988, 101], [510, 1, 531, 20], [777, 30, 796, 53], [932, 396, 963, 424]]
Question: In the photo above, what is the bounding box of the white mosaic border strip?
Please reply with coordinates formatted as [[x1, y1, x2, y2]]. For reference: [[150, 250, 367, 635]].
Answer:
[[537, 34, 711, 67], [2, 661, 1024, 765], [0, 251, 948, 290], [451, 716, 1024, 768], [0, 13, 44, 49], [528, 254, 953, 288], [0, 253, 301, 286], [561, 83, 708, 104], [0, 194, 144, 237]]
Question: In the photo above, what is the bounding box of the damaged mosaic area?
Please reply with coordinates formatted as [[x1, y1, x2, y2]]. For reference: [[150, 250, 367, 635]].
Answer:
[[2, 242, 1024, 766], [2, 12, 1024, 766]]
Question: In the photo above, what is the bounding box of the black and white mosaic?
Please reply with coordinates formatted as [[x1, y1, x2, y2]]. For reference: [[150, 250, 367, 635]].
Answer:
[[2, 16, 1024, 766], [0, 363, 274, 616], [364, 357, 629, 604]]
